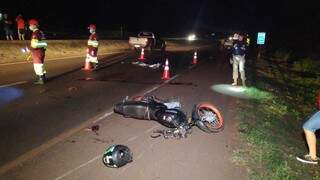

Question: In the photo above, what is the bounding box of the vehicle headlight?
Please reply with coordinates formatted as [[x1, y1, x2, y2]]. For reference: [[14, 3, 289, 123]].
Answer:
[[188, 34, 196, 41]]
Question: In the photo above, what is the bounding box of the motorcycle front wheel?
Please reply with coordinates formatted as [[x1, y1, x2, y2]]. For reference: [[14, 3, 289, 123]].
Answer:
[[195, 103, 224, 133]]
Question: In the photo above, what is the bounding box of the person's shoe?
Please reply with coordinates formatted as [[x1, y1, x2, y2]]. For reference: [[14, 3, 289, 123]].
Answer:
[[42, 74, 47, 82], [231, 82, 237, 86], [242, 80, 246, 87], [34, 76, 44, 85], [296, 154, 319, 164]]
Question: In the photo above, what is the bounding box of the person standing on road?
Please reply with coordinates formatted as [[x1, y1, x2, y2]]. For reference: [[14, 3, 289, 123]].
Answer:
[[15, 14, 25, 40], [86, 24, 99, 69], [3, 13, 14, 40], [29, 19, 47, 85], [296, 93, 320, 164], [230, 33, 246, 86]]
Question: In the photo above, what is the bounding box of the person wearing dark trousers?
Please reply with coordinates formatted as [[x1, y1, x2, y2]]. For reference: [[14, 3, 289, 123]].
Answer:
[[3, 13, 14, 40]]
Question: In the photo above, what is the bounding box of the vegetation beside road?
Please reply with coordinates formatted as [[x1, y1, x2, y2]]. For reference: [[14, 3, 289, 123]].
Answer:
[[233, 50, 320, 179]]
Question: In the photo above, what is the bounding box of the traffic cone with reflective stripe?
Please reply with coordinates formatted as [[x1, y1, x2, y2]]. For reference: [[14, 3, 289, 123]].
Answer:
[[83, 61, 92, 70], [162, 59, 170, 80], [138, 48, 145, 61], [192, 51, 198, 65], [82, 53, 93, 71]]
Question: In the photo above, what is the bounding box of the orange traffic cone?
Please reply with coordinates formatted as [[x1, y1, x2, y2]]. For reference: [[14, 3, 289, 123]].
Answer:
[[138, 48, 145, 61], [82, 61, 92, 71], [192, 51, 198, 65], [162, 59, 171, 80]]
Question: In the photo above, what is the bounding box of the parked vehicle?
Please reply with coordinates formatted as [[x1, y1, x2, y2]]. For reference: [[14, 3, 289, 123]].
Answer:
[[129, 32, 166, 51]]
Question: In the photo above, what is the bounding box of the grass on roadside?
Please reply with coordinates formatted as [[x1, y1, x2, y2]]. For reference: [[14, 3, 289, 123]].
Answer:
[[232, 51, 320, 179]]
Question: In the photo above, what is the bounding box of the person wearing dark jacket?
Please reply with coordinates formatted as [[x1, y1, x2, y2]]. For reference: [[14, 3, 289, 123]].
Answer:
[[231, 34, 246, 86]]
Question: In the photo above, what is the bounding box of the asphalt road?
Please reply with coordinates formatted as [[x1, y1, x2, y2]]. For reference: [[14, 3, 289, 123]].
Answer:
[[0, 44, 247, 180]]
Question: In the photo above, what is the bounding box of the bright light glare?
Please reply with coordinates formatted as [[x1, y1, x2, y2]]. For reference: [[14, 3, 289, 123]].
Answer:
[[188, 34, 196, 41], [211, 84, 272, 100], [21, 47, 30, 53], [0, 87, 24, 107], [211, 84, 248, 99], [227, 86, 246, 93]]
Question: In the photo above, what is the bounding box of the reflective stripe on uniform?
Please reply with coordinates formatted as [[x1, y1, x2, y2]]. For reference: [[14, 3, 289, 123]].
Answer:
[[33, 63, 46, 75], [31, 39, 47, 48], [88, 40, 99, 47], [86, 54, 98, 63]]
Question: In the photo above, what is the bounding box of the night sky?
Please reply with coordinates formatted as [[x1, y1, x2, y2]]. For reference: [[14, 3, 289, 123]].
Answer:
[[1, 0, 319, 36]]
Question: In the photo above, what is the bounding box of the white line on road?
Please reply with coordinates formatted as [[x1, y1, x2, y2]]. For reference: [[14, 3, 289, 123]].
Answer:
[[0, 81, 27, 88], [92, 111, 114, 124], [0, 51, 127, 66], [54, 155, 102, 180]]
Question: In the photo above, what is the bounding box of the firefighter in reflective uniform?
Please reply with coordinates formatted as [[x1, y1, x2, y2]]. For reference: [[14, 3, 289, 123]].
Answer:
[[231, 34, 246, 86], [29, 19, 47, 84], [86, 24, 99, 68]]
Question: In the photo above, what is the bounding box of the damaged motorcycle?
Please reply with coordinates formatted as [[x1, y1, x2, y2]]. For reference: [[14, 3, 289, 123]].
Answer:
[[114, 95, 224, 139]]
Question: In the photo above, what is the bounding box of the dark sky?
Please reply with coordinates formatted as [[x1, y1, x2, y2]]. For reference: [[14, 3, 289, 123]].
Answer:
[[1, 0, 319, 35]]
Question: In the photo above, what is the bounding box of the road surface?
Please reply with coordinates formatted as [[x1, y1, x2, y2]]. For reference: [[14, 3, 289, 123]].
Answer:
[[0, 44, 247, 180]]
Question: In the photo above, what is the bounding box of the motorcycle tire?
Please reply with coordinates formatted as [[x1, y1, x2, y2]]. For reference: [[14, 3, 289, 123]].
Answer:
[[195, 103, 224, 133]]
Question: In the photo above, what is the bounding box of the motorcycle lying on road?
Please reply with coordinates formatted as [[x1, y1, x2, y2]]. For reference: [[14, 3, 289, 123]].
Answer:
[[114, 95, 224, 139]]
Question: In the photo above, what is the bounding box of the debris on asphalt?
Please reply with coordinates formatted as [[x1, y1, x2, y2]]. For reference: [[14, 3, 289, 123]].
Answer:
[[66, 140, 77, 143], [68, 87, 78, 91], [86, 125, 100, 135], [131, 61, 161, 69], [93, 138, 107, 143], [39, 89, 48, 94], [151, 128, 190, 139]]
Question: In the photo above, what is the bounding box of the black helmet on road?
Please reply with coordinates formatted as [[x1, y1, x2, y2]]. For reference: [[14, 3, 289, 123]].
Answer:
[[102, 144, 133, 168]]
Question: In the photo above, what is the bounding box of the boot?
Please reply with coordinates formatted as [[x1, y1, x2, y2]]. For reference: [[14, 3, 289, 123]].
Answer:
[[231, 79, 237, 86], [34, 75, 45, 85], [42, 74, 47, 82], [93, 63, 99, 69], [242, 80, 246, 87]]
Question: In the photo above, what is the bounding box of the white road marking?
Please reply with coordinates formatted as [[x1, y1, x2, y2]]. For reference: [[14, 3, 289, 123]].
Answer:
[[54, 155, 102, 180], [92, 111, 114, 124], [0, 81, 27, 88], [0, 52, 127, 66]]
